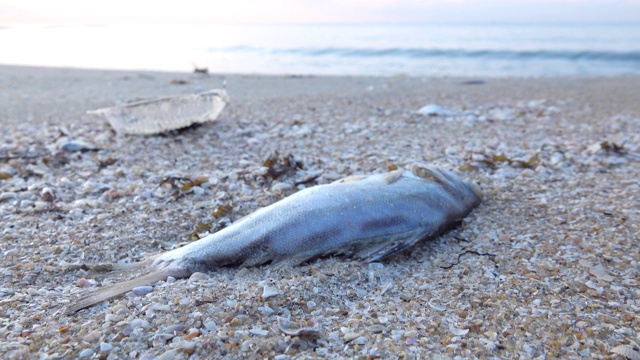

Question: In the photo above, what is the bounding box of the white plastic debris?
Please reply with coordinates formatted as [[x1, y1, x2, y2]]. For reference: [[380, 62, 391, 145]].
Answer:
[[89, 89, 229, 135]]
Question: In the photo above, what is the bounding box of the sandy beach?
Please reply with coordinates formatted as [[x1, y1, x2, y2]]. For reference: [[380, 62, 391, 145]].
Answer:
[[1, 65, 639, 359]]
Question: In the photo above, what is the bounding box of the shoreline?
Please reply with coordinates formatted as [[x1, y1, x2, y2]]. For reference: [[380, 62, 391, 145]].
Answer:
[[1, 65, 639, 359]]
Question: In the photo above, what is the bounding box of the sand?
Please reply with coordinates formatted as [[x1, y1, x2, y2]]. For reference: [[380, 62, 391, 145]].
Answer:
[[0, 65, 639, 359]]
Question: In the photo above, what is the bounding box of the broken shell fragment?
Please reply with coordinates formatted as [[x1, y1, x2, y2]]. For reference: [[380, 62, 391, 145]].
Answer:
[[589, 265, 614, 282], [277, 317, 321, 338], [261, 284, 279, 300], [89, 89, 229, 135], [611, 344, 640, 360]]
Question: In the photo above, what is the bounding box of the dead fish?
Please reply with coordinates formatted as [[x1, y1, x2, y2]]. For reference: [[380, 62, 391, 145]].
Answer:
[[67, 164, 482, 313]]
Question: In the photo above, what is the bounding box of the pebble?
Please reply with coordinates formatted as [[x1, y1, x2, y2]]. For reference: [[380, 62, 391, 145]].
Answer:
[[249, 328, 269, 336], [261, 284, 279, 299], [78, 348, 94, 358], [0, 192, 18, 202], [158, 349, 179, 360], [131, 286, 154, 296], [271, 182, 293, 193], [417, 104, 445, 116], [100, 342, 113, 352], [343, 332, 360, 342], [353, 336, 368, 345], [41, 187, 55, 202], [76, 278, 95, 288], [60, 140, 99, 152], [188, 272, 209, 283], [130, 318, 150, 330], [165, 324, 188, 333], [83, 329, 101, 343], [204, 320, 217, 331]]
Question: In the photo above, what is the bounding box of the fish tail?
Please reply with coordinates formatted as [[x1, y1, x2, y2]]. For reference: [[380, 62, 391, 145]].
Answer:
[[66, 263, 185, 314]]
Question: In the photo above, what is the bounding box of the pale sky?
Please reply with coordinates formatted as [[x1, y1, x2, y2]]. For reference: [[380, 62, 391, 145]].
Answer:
[[1, 0, 639, 25]]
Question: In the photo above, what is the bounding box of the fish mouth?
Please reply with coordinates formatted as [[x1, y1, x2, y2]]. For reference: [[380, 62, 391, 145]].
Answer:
[[468, 181, 484, 201]]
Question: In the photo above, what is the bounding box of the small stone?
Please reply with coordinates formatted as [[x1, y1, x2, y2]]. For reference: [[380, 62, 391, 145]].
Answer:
[[158, 349, 179, 360], [241, 340, 255, 352], [148, 303, 171, 312], [368, 324, 385, 333], [344, 332, 360, 343], [0, 192, 18, 202], [417, 104, 445, 116], [261, 284, 279, 300], [353, 336, 368, 345], [450, 326, 469, 336], [249, 328, 269, 336], [77, 278, 95, 288], [180, 341, 197, 355], [165, 324, 188, 334], [78, 348, 94, 358], [83, 330, 101, 343], [589, 265, 614, 282], [188, 272, 209, 283], [130, 318, 150, 330], [100, 342, 113, 352], [60, 140, 99, 152], [271, 182, 293, 193], [41, 187, 55, 202], [191, 186, 205, 196], [585, 280, 604, 293], [132, 286, 154, 296]]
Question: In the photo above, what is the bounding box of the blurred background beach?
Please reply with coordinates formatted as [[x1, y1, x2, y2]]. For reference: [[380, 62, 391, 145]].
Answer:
[[1, 1, 639, 77]]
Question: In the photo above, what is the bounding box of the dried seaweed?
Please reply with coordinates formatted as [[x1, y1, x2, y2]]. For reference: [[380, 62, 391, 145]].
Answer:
[[441, 249, 497, 269], [98, 156, 117, 170], [262, 151, 304, 180], [158, 175, 208, 200], [482, 153, 539, 169], [188, 222, 213, 240], [462, 152, 540, 171], [599, 141, 626, 154], [212, 204, 233, 219]]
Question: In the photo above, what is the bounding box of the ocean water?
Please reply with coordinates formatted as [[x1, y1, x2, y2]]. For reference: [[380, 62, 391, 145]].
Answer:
[[1, 23, 639, 76]]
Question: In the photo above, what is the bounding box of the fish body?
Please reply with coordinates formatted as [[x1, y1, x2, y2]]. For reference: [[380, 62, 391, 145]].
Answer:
[[68, 164, 482, 313]]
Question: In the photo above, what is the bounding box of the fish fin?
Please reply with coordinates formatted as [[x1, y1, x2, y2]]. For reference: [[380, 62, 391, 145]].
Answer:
[[355, 230, 430, 263], [271, 253, 315, 268], [411, 164, 449, 185], [66, 263, 183, 314], [383, 169, 404, 184]]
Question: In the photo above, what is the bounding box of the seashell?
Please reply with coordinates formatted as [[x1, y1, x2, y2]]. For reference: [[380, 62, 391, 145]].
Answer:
[[89, 89, 229, 135], [277, 317, 321, 338], [611, 344, 640, 360], [589, 265, 614, 282], [449, 326, 469, 336], [261, 284, 279, 300]]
